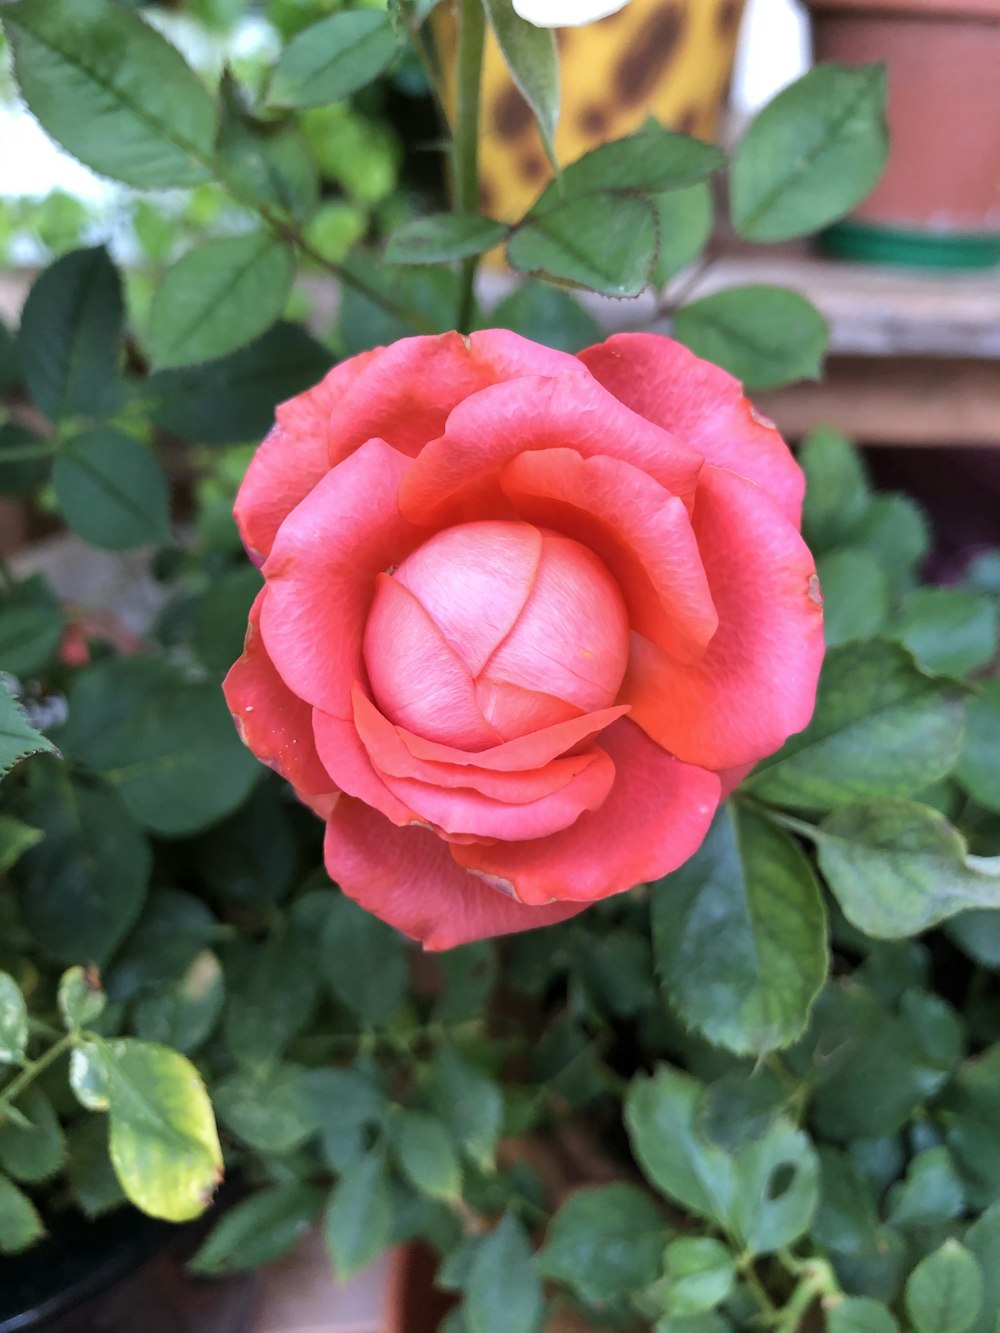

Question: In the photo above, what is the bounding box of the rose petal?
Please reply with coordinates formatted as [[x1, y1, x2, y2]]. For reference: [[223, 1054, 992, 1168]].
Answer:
[[622, 465, 824, 770], [222, 589, 337, 800], [579, 333, 805, 523], [500, 448, 718, 664], [474, 678, 584, 741], [326, 330, 587, 463], [450, 718, 720, 905], [365, 573, 501, 748], [260, 438, 424, 717], [395, 704, 630, 770], [324, 797, 588, 949], [234, 349, 378, 565], [352, 686, 598, 803], [397, 373, 703, 528]]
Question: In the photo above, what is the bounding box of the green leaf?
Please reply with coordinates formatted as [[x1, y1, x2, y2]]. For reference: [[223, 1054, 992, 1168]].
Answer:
[[482, 0, 558, 165], [61, 658, 259, 836], [467, 1212, 543, 1333], [827, 1299, 900, 1333], [58, 964, 106, 1030], [321, 893, 408, 1026], [0, 1087, 66, 1184], [76, 1037, 222, 1222], [485, 283, 600, 353], [0, 974, 28, 1065], [300, 1065, 388, 1172], [0, 1174, 44, 1254], [433, 943, 498, 1025], [964, 1204, 1000, 1333], [810, 1147, 882, 1257], [268, 10, 399, 109], [191, 566, 261, 676], [19, 780, 150, 965], [888, 1147, 965, 1229], [817, 549, 889, 648], [650, 183, 713, 288], [429, 1047, 502, 1172], [663, 1237, 735, 1317], [905, 1240, 982, 1333], [0, 424, 51, 497], [651, 805, 827, 1056], [147, 233, 295, 371], [625, 1067, 819, 1254], [190, 1182, 325, 1275], [324, 1150, 393, 1281], [144, 321, 331, 447], [535, 124, 724, 207], [385, 214, 509, 266], [65, 1116, 125, 1218], [17, 246, 123, 422], [335, 255, 458, 354], [847, 493, 930, 597], [730, 64, 888, 242], [894, 588, 998, 678], [0, 576, 63, 676], [214, 1063, 316, 1153], [673, 285, 827, 391], [0, 681, 56, 781], [216, 74, 318, 221], [508, 191, 657, 297], [0, 816, 43, 875], [222, 930, 319, 1068], [0, 320, 19, 394], [108, 888, 215, 1001], [696, 1069, 787, 1154], [939, 1048, 1000, 1211], [2, 0, 217, 188], [957, 683, 1000, 811], [747, 641, 964, 811], [538, 1182, 667, 1305], [53, 427, 170, 551], [394, 1110, 461, 1201], [811, 800, 1000, 939], [800, 427, 871, 554], [133, 949, 224, 1055]]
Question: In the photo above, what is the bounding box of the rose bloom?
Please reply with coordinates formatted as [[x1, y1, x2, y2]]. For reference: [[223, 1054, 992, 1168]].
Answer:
[[224, 331, 823, 948]]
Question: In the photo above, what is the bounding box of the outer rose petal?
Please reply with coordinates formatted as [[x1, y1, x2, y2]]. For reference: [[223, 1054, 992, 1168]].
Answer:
[[260, 439, 425, 717], [579, 333, 805, 524], [398, 373, 704, 528], [622, 465, 824, 770], [325, 329, 587, 462], [234, 349, 378, 565], [222, 590, 337, 801], [324, 797, 588, 949], [450, 719, 720, 906], [395, 704, 630, 771], [499, 448, 718, 664]]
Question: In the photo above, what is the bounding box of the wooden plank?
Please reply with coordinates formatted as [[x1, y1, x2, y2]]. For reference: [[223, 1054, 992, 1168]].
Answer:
[[755, 357, 1000, 446]]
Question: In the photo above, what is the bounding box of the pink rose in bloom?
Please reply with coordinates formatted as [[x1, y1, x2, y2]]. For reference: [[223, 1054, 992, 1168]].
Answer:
[[224, 331, 823, 948]]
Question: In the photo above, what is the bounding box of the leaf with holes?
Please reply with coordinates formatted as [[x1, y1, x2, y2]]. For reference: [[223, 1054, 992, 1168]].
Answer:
[[730, 63, 888, 242], [268, 10, 400, 109], [674, 285, 828, 390], [2, 0, 217, 189], [147, 233, 295, 371]]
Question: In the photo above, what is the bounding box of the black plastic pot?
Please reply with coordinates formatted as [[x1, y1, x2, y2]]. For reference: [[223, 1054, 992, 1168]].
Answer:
[[0, 1204, 254, 1333]]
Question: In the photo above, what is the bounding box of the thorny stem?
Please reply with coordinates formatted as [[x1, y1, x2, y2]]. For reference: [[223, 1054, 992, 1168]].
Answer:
[[453, 0, 486, 333]]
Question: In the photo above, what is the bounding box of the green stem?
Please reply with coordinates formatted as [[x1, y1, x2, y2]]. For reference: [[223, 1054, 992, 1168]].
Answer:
[[740, 1257, 780, 1323], [766, 811, 821, 843], [0, 439, 57, 463], [453, 0, 486, 333], [0, 1033, 74, 1114]]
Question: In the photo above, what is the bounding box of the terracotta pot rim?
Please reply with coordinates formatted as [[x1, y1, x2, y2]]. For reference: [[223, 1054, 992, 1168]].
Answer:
[[802, 0, 1000, 19]]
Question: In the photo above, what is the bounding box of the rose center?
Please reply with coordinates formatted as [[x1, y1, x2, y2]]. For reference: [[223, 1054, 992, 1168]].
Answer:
[[363, 520, 629, 746]]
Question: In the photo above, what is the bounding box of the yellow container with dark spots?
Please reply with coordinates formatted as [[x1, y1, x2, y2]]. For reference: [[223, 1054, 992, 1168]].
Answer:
[[437, 0, 745, 224]]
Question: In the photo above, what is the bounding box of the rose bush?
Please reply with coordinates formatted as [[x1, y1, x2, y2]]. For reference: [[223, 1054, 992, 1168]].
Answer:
[[224, 330, 824, 947]]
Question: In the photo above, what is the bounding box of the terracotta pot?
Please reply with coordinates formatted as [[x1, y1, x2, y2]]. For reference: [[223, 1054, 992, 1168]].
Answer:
[[804, 0, 1000, 266], [437, 0, 747, 224]]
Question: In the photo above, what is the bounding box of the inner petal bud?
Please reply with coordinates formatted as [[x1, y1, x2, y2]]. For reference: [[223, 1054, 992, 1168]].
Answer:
[[364, 520, 629, 746]]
